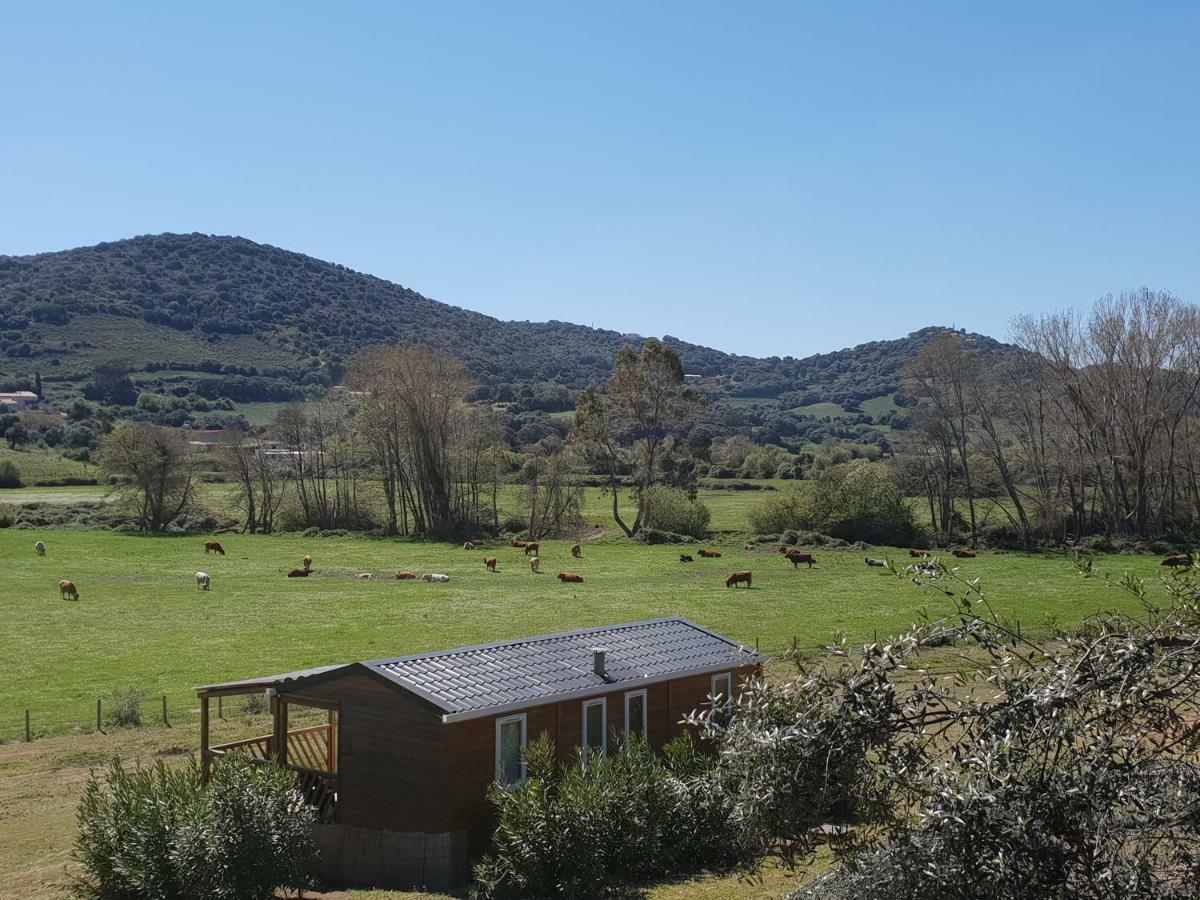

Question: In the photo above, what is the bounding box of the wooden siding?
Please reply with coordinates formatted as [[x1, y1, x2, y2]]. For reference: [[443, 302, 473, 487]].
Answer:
[[280, 671, 450, 833]]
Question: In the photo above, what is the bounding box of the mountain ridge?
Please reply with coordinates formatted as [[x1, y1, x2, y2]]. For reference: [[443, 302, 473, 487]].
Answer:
[[0, 233, 1014, 406]]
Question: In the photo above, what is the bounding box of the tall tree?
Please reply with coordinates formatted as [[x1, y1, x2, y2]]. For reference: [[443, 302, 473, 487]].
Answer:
[[99, 423, 198, 531]]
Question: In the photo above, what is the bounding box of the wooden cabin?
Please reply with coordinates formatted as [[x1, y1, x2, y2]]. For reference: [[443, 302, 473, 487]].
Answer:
[[195, 617, 765, 889]]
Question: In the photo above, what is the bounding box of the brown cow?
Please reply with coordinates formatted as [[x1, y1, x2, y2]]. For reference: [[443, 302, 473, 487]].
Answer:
[[571, 543, 582, 558], [524, 542, 539, 556], [1162, 554, 1192, 568], [464, 541, 477, 551], [395, 571, 417, 580], [485, 557, 498, 572], [951, 549, 976, 558], [680, 554, 694, 562], [909, 549, 930, 558], [287, 568, 310, 578], [511, 539, 528, 548], [558, 573, 583, 583], [698, 549, 722, 558], [59, 579, 79, 600], [203, 540, 225, 556], [302, 554, 313, 570], [785, 551, 815, 569], [725, 571, 752, 588]]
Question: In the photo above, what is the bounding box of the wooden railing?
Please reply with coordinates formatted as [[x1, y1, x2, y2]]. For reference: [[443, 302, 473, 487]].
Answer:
[[209, 722, 334, 772]]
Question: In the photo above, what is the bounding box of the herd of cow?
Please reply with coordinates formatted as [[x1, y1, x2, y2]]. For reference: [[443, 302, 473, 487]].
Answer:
[[34, 534, 1200, 602]]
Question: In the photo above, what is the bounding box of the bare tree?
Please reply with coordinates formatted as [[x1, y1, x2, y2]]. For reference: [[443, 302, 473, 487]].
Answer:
[[99, 423, 198, 532]]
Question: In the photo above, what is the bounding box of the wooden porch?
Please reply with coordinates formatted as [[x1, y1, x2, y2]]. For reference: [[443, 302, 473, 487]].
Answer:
[[198, 687, 340, 823]]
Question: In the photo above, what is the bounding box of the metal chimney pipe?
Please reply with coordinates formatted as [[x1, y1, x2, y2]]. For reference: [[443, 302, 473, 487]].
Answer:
[[592, 647, 607, 677]]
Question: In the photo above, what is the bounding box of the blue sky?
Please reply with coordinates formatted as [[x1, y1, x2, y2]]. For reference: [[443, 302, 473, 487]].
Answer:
[[2, 2, 1198, 358]]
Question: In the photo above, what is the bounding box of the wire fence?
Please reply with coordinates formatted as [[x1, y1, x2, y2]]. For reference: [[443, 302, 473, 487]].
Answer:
[[3, 636, 829, 745]]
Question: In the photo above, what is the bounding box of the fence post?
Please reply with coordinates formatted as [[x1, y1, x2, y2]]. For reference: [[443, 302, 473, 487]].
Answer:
[[24, 710, 31, 742], [755, 636, 759, 653], [96, 698, 102, 732], [217, 696, 223, 720], [162, 694, 170, 727]]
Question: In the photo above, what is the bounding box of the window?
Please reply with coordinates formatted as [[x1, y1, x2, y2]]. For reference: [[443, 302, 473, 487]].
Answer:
[[710, 672, 733, 711], [582, 698, 607, 768], [495, 714, 527, 787], [624, 690, 647, 740]]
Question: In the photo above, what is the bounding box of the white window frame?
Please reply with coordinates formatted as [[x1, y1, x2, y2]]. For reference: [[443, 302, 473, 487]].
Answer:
[[710, 672, 733, 710], [582, 698, 607, 768], [495, 713, 528, 787], [624, 689, 648, 739]]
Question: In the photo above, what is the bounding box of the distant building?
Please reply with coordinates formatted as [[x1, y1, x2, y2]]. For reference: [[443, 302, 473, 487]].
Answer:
[[186, 428, 226, 452], [683, 374, 702, 383], [0, 391, 38, 410]]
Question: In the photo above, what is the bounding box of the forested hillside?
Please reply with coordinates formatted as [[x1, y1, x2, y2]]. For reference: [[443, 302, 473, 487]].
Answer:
[[0, 233, 1013, 410]]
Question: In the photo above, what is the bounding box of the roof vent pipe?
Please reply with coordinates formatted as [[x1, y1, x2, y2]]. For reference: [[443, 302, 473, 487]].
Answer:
[[592, 647, 607, 677]]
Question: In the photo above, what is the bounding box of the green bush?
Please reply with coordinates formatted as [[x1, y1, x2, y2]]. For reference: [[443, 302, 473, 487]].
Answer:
[[639, 485, 711, 539], [106, 690, 142, 729], [0, 460, 21, 488], [73, 755, 315, 900], [472, 734, 743, 899], [748, 461, 920, 546]]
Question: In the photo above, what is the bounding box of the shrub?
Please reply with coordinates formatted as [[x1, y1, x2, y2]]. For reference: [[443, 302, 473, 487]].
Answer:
[[106, 690, 142, 728], [748, 490, 810, 535], [472, 734, 743, 899], [639, 486, 711, 539], [0, 460, 21, 488], [244, 692, 268, 715], [0, 503, 14, 528], [633, 527, 696, 544], [73, 755, 315, 900]]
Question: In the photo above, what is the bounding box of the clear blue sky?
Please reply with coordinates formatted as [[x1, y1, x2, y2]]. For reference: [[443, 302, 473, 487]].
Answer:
[[2, 2, 1198, 359]]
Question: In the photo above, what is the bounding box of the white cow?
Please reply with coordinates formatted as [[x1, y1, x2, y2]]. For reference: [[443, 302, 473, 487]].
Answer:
[[356, 572, 375, 581], [422, 573, 450, 583], [196, 571, 211, 591], [34, 541, 46, 556]]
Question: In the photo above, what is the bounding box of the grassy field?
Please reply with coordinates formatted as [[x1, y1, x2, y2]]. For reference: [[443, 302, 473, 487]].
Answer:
[[0, 448, 97, 486], [1, 528, 1167, 743]]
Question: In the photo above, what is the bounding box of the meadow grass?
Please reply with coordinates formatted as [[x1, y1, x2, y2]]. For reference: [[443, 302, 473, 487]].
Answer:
[[1, 527, 1167, 743], [0, 448, 97, 486]]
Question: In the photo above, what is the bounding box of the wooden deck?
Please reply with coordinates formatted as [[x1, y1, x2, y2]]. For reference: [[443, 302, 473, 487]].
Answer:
[[207, 722, 339, 822]]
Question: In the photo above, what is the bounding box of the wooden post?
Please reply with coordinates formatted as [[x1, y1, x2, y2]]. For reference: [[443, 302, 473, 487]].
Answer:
[[24, 710, 30, 742], [96, 698, 102, 732], [200, 695, 210, 782], [327, 709, 338, 774], [271, 695, 288, 766], [217, 696, 222, 719], [162, 694, 169, 727]]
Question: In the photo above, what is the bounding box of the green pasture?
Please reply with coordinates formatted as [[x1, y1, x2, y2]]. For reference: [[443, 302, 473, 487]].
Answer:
[[0, 528, 1171, 742], [0, 447, 97, 486]]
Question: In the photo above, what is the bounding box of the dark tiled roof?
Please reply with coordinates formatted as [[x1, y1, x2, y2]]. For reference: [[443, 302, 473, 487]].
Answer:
[[365, 617, 763, 718]]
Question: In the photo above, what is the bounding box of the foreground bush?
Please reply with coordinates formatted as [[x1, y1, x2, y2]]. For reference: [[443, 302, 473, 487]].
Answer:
[[74, 755, 315, 900], [471, 734, 745, 899], [639, 485, 711, 538]]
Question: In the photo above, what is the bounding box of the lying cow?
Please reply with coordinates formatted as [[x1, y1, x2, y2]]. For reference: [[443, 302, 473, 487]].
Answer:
[[908, 549, 930, 558], [698, 549, 721, 559], [395, 571, 417, 580], [422, 573, 450, 583], [680, 554, 694, 563], [558, 573, 583, 583], [951, 549, 977, 558], [1162, 554, 1192, 568], [865, 557, 887, 567]]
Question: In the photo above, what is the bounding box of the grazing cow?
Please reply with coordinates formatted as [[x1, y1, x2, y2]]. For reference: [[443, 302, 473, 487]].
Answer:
[[356, 573, 374, 581], [558, 573, 584, 583], [571, 543, 583, 558], [34, 541, 46, 556], [196, 571, 211, 591], [59, 580, 79, 601], [287, 568, 311, 577], [865, 557, 887, 567], [698, 549, 722, 559], [203, 540, 225, 556], [725, 571, 752, 588], [785, 551, 815, 569], [511, 539, 528, 548], [395, 571, 417, 580], [422, 573, 450, 583], [486, 556, 498, 572], [302, 554, 313, 570], [1162, 554, 1192, 568], [530, 556, 541, 573], [680, 554, 694, 563], [908, 549, 930, 558], [464, 541, 477, 550], [524, 542, 540, 556]]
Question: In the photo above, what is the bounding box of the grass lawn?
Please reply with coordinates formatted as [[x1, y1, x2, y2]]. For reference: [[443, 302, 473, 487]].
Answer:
[[1, 529, 1166, 743]]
